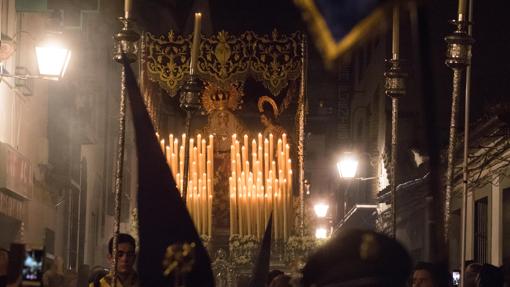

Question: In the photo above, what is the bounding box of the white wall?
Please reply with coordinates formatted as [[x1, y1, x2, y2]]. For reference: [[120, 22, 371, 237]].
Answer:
[[491, 174, 502, 265], [1, 1, 58, 249], [463, 165, 510, 266], [1, 0, 19, 145]]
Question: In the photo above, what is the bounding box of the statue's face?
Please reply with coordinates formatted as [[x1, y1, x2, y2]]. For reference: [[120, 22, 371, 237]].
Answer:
[[209, 111, 233, 132], [260, 114, 271, 127], [218, 111, 228, 126]]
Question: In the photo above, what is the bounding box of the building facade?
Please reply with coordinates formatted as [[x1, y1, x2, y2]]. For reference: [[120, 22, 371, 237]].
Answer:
[[1, 0, 58, 253], [1, 0, 137, 272], [450, 108, 510, 269]]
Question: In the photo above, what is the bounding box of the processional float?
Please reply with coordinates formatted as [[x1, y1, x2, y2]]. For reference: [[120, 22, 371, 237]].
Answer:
[[139, 14, 317, 281]]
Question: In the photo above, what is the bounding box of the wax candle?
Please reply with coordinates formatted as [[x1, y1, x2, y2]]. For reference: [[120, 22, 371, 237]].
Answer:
[[283, 178, 287, 241], [190, 13, 202, 75], [273, 181, 278, 240], [202, 174, 207, 234], [269, 134, 274, 164], [165, 146, 171, 165], [169, 134, 174, 158], [252, 139, 257, 168], [238, 178, 243, 235], [243, 135, 249, 163], [229, 177, 234, 236], [160, 139, 165, 155], [124, 0, 132, 19], [208, 193, 212, 236]]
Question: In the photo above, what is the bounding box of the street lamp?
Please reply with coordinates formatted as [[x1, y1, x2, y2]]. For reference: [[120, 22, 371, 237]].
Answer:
[[313, 202, 329, 218], [336, 152, 379, 181], [0, 33, 71, 81], [35, 36, 71, 80], [315, 227, 328, 239], [336, 153, 359, 179]]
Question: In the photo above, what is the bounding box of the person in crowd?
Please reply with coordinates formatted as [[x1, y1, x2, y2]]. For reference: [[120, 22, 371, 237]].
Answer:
[[4, 244, 24, 287], [42, 256, 65, 287], [64, 270, 78, 287], [463, 262, 482, 287], [89, 233, 139, 287], [88, 266, 109, 287], [476, 263, 503, 287], [267, 270, 284, 287], [269, 274, 291, 287], [411, 262, 436, 287], [301, 229, 412, 287], [411, 261, 450, 287], [0, 248, 8, 287]]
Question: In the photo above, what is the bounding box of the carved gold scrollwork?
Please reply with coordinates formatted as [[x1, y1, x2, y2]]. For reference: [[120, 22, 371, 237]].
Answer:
[[250, 30, 302, 96], [199, 31, 251, 87], [146, 31, 193, 96], [145, 30, 302, 97]]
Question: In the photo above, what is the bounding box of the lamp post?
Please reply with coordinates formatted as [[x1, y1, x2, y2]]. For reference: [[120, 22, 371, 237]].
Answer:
[[384, 5, 406, 239], [445, 0, 474, 284], [444, 0, 473, 250], [111, 2, 139, 286], [336, 152, 378, 232]]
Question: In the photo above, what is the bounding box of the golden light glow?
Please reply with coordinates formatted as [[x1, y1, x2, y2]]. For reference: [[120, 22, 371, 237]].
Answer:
[[158, 133, 214, 237], [229, 133, 293, 241], [35, 41, 71, 80], [315, 227, 328, 239], [337, 153, 359, 179], [313, 202, 329, 218]]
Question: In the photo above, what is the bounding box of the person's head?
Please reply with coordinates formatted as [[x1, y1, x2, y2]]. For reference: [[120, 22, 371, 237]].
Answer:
[[476, 264, 503, 287], [107, 234, 136, 275], [301, 229, 412, 287], [269, 274, 291, 287], [260, 112, 273, 127], [464, 263, 482, 287], [412, 262, 450, 287], [267, 270, 284, 286], [465, 260, 475, 268], [258, 97, 278, 128], [412, 262, 437, 287], [0, 248, 8, 275]]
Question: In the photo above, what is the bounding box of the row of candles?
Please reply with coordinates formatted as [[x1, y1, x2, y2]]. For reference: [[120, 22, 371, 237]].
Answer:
[[158, 133, 214, 237], [229, 133, 293, 241], [157, 131, 295, 241]]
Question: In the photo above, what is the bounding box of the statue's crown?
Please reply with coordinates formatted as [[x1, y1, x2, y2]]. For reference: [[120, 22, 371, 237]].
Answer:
[[201, 83, 243, 114]]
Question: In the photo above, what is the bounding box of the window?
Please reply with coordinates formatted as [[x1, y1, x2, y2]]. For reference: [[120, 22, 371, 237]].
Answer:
[[474, 197, 488, 264], [503, 188, 510, 264]]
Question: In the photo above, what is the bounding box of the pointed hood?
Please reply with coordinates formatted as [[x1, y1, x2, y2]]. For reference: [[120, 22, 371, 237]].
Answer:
[[248, 214, 273, 287], [122, 59, 214, 287]]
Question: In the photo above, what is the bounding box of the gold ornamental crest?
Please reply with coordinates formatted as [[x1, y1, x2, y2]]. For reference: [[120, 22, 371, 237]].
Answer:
[[201, 82, 244, 114]]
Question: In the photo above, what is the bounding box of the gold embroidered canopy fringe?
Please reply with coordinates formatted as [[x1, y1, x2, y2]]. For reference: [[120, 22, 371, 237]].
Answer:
[[145, 30, 303, 97]]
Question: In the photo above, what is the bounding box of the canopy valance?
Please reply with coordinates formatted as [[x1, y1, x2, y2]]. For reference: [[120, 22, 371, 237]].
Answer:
[[145, 30, 303, 96]]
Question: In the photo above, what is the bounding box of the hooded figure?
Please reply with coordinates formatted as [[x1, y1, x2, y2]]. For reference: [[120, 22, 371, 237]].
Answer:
[[248, 214, 273, 287], [302, 229, 412, 287], [123, 58, 214, 287]]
